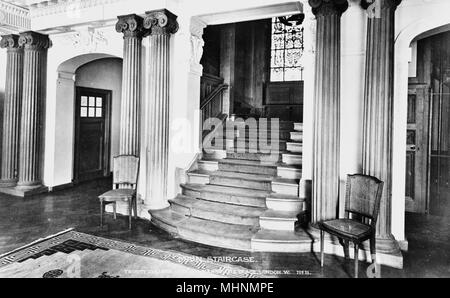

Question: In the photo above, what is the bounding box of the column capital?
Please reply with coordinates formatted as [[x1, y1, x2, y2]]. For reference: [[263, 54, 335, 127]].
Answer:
[[309, 0, 348, 16], [361, 0, 402, 11], [144, 9, 179, 36], [116, 14, 146, 39], [18, 31, 52, 50], [0, 34, 23, 51]]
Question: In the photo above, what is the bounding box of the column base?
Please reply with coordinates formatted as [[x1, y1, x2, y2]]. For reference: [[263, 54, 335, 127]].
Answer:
[[0, 185, 48, 197], [307, 224, 404, 269], [0, 179, 18, 188]]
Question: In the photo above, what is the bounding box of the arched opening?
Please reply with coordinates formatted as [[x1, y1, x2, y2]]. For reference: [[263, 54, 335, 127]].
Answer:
[[52, 54, 123, 187]]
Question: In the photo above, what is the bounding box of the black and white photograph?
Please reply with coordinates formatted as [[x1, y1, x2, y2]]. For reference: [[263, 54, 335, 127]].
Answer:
[[0, 0, 448, 284]]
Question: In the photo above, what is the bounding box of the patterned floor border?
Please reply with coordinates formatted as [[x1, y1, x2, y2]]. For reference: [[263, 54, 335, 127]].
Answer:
[[0, 230, 269, 278]]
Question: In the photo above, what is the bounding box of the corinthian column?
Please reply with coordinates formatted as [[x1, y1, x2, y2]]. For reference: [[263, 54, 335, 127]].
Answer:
[[17, 32, 51, 191], [116, 14, 145, 156], [144, 9, 178, 210], [362, 0, 402, 252], [309, 0, 348, 223], [0, 35, 23, 187]]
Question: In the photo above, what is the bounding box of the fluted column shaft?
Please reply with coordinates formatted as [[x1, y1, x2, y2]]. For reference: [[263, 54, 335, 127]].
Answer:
[[144, 10, 178, 210], [116, 14, 145, 156], [362, 0, 401, 248], [17, 32, 51, 188], [309, 0, 348, 222], [0, 35, 23, 187]]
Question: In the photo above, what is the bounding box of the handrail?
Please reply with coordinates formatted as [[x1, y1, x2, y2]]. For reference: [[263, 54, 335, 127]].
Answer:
[[200, 84, 228, 110]]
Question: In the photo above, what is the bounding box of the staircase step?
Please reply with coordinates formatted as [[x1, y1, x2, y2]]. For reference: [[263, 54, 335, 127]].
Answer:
[[294, 123, 303, 132], [170, 195, 265, 226], [266, 193, 305, 212], [259, 210, 299, 231], [197, 160, 219, 172], [282, 153, 302, 165], [187, 170, 211, 184], [226, 151, 281, 163], [251, 229, 313, 252], [218, 159, 278, 176], [177, 217, 258, 251], [277, 164, 302, 180], [150, 208, 188, 234], [225, 139, 287, 151], [286, 142, 303, 153], [271, 178, 299, 196], [181, 183, 269, 208], [290, 131, 303, 142], [202, 149, 226, 160], [210, 171, 273, 191]]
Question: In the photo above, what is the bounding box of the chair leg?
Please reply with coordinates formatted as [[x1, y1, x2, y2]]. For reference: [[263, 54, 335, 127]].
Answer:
[[320, 229, 324, 267], [100, 199, 104, 228], [354, 243, 359, 278], [341, 239, 349, 259], [370, 233, 376, 265], [133, 196, 138, 219], [113, 202, 117, 220], [128, 199, 132, 230]]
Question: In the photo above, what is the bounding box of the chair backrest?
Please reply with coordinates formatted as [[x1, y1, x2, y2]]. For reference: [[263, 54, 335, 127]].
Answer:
[[113, 155, 139, 189], [345, 174, 384, 226]]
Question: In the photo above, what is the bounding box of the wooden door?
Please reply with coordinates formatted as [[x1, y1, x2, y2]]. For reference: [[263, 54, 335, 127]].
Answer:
[[74, 87, 111, 183], [405, 84, 430, 213], [429, 85, 450, 216]]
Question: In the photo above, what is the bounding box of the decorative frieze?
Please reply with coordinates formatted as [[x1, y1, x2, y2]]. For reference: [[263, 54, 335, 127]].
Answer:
[[0, 1, 31, 33]]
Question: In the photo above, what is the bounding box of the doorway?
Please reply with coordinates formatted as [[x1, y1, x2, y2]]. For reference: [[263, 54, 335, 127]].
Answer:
[[74, 87, 112, 183]]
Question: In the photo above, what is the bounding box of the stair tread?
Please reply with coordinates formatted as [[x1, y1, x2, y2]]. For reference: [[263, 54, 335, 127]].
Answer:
[[260, 210, 300, 220], [252, 229, 312, 243], [211, 171, 274, 181], [218, 158, 278, 167], [272, 177, 300, 185], [151, 208, 188, 225], [171, 195, 266, 217], [267, 193, 305, 201], [180, 217, 258, 239], [188, 169, 213, 176], [182, 183, 271, 197]]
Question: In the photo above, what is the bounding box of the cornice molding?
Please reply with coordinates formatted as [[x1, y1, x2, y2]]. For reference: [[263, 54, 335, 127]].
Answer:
[[144, 9, 179, 36], [28, 0, 122, 18]]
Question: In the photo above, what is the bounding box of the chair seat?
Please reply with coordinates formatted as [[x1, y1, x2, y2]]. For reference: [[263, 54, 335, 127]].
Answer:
[[321, 219, 372, 240], [99, 189, 136, 202]]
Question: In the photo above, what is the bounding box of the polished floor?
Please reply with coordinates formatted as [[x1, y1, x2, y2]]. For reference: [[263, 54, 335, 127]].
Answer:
[[0, 178, 449, 278]]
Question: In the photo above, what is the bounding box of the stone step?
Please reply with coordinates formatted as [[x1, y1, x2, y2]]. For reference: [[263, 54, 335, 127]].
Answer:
[[266, 193, 305, 212], [187, 170, 210, 184], [290, 131, 303, 142], [271, 178, 299, 196], [294, 123, 303, 132], [251, 229, 313, 253], [286, 142, 303, 153], [209, 171, 273, 191], [226, 151, 281, 163], [197, 160, 219, 172], [150, 208, 188, 235], [259, 210, 299, 231], [202, 148, 226, 160], [277, 163, 302, 180], [225, 139, 287, 151], [170, 195, 266, 226], [177, 217, 258, 251], [282, 153, 302, 165], [218, 158, 278, 176], [181, 183, 268, 208]]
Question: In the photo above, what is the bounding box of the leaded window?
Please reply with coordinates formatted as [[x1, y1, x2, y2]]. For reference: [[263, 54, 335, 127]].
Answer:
[[270, 15, 305, 82]]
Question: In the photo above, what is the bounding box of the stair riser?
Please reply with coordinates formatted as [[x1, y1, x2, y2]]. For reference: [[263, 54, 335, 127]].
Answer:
[[187, 174, 210, 184], [151, 217, 179, 235], [226, 152, 280, 163], [178, 228, 252, 251], [282, 155, 302, 165], [271, 183, 299, 196], [219, 163, 277, 176], [259, 219, 296, 231], [181, 188, 267, 208], [197, 161, 219, 172], [266, 200, 304, 212], [286, 143, 302, 153], [251, 241, 311, 253], [294, 123, 303, 132], [277, 167, 302, 180], [290, 133, 303, 142], [202, 149, 226, 160], [226, 140, 287, 151], [210, 176, 272, 191]]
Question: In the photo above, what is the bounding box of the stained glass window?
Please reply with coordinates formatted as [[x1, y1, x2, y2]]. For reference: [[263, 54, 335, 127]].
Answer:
[[270, 15, 304, 82]]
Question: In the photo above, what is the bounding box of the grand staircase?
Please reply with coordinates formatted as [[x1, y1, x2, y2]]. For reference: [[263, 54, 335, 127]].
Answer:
[[150, 118, 314, 252]]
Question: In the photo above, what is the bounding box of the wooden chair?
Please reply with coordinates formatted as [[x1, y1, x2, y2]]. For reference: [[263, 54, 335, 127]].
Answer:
[[98, 155, 139, 230], [318, 174, 384, 278]]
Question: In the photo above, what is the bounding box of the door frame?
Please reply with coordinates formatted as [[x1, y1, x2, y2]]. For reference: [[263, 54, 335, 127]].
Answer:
[[73, 86, 112, 184]]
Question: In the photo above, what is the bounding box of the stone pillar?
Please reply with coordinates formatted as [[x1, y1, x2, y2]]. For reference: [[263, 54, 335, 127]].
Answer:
[[309, 0, 348, 223], [339, 0, 366, 215], [17, 32, 51, 190], [361, 0, 402, 252], [116, 14, 145, 156], [144, 9, 178, 210], [0, 35, 23, 187]]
